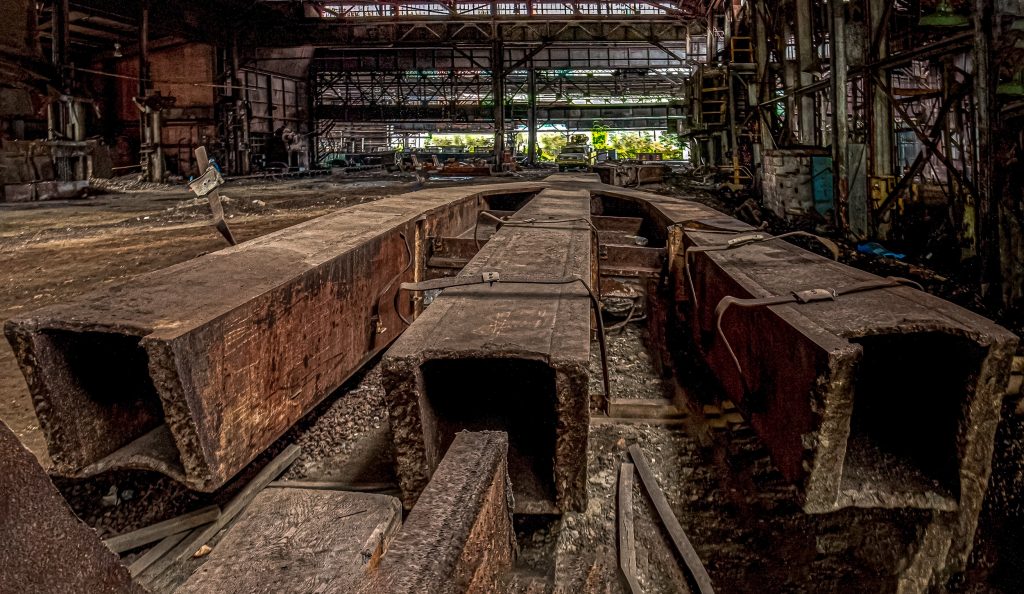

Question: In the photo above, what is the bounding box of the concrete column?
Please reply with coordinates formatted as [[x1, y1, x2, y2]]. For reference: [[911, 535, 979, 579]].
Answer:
[[782, 10, 800, 141], [492, 40, 505, 167], [867, 0, 892, 177], [829, 0, 850, 233], [527, 65, 538, 165], [795, 0, 817, 144], [972, 0, 999, 307]]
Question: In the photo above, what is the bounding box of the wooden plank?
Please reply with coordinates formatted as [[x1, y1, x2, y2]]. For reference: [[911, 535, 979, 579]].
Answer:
[[608, 398, 687, 419], [267, 480, 399, 493], [104, 505, 220, 554], [617, 462, 641, 594], [127, 530, 190, 578], [628, 444, 715, 594], [176, 489, 402, 594], [136, 445, 301, 582], [590, 415, 688, 427]]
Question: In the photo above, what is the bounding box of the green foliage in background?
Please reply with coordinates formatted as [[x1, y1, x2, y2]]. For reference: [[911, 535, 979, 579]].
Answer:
[[606, 131, 684, 159]]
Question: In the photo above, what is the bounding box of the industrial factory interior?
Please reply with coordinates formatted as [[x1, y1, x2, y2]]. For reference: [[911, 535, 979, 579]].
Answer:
[[4, 0, 1024, 592]]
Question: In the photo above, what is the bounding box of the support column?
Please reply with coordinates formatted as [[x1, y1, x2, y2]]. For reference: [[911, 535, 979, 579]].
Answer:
[[138, 1, 153, 180], [232, 35, 251, 176], [752, 0, 772, 181], [49, 0, 69, 141], [867, 0, 892, 179], [527, 64, 538, 165], [972, 0, 999, 308], [795, 0, 817, 144], [492, 39, 506, 168], [829, 0, 850, 233], [782, 10, 800, 141]]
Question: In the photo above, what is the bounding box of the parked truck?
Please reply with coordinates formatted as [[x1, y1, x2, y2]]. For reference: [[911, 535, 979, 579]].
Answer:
[[556, 143, 593, 171]]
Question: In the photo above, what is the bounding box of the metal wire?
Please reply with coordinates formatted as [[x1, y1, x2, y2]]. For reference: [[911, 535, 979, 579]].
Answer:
[[396, 274, 614, 402]]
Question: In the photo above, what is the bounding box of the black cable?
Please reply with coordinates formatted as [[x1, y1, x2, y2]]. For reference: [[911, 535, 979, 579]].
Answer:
[[372, 231, 413, 340], [471, 210, 606, 302], [397, 274, 613, 403]]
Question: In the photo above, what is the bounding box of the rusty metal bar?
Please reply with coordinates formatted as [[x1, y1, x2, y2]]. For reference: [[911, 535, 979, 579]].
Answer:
[[0, 421, 144, 593]]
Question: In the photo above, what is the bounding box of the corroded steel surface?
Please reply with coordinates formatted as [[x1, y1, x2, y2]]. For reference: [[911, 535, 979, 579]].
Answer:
[[0, 420, 145, 594], [383, 179, 595, 514], [591, 185, 1018, 583], [4, 182, 542, 491]]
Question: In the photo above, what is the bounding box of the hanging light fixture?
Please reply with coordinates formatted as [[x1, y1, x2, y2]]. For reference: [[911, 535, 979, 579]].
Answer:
[[113, 43, 123, 58], [919, 0, 969, 28]]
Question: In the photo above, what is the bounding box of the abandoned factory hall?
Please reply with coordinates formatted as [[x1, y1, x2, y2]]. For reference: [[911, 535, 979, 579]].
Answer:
[[2, 1, 1024, 593]]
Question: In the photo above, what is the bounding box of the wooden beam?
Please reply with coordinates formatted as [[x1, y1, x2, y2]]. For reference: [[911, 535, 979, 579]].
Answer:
[[104, 505, 220, 554], [127, 530, 189, 578], [617, 462, 641, 594]]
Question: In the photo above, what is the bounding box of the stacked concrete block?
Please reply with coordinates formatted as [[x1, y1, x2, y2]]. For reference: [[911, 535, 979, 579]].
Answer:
[[0, 139, 89, 202], [761, 149, 822, 218]]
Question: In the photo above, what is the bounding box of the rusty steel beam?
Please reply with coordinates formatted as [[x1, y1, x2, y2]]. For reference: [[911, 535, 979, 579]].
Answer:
[[0, 420, 145, 594], [589, 185, 1017, 583], [355, 431, 516, 594], [383, 177, 596, 514], [4, 182, 543, 491]]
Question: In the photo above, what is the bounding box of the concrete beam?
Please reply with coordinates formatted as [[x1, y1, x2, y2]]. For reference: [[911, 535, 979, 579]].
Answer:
[[357, 431, 516, 594], [5, 182, 543, 491], [0, 420, 145, 594], [383, 178, 595, 514]]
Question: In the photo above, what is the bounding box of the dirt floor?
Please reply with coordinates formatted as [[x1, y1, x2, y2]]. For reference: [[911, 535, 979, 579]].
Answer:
[[1, 171, 1020, 593]]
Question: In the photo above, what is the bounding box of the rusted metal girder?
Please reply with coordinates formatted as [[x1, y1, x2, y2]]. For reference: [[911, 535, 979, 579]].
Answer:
[[592, 162, 670, 187], [590, 185, 1017, 584], [355, 431, 515, 594], [383, 177, 596, 514], [0, 420, 145, 594], [4, 182, 543, 491]]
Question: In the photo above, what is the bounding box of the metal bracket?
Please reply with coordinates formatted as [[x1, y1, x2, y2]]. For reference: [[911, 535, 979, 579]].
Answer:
[[792, 288, 839, 304]]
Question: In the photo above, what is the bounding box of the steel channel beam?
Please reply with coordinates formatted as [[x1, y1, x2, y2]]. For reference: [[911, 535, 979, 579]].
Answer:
[[4, 182, 544, 491], [382, 177, 596, 514], [589, 185, 1017, 582]]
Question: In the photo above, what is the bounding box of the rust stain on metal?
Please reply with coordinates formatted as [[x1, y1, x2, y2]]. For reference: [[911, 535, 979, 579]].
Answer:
[[4, 183, 544, 491]]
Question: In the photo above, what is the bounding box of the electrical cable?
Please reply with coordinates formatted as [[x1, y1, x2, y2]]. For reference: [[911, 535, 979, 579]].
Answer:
[[713, 276, 923, 399], [396, 273, 613, 402], [372, 231, 413, 340]]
